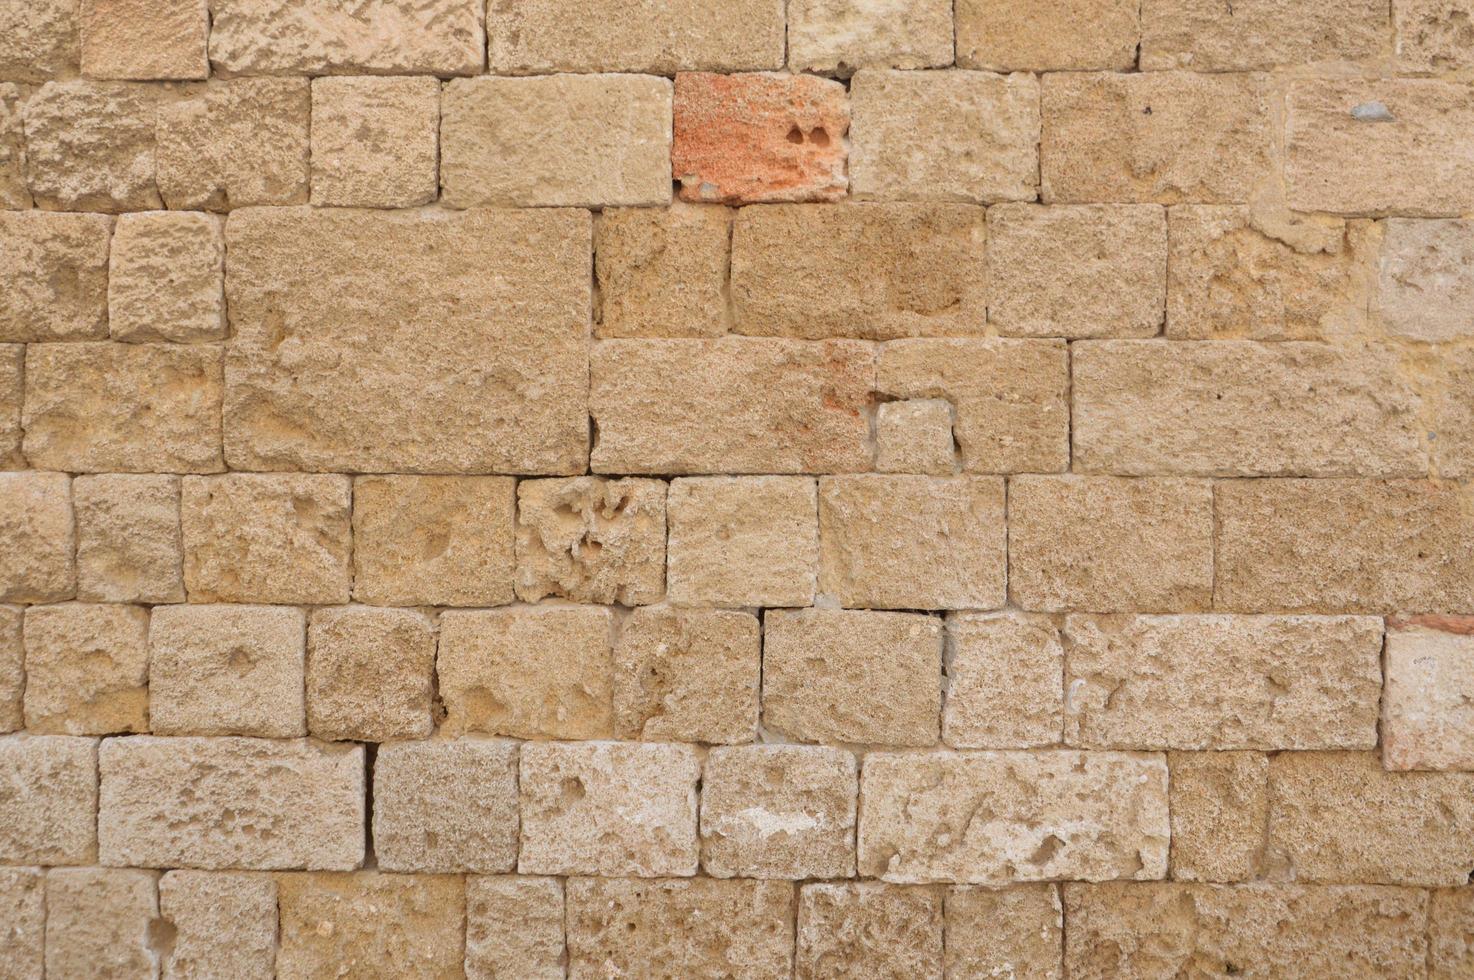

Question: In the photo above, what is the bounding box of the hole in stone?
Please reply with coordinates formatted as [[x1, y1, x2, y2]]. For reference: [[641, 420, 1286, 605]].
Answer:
[[786, 126, 804, 144], [810, 127, 831, 147]]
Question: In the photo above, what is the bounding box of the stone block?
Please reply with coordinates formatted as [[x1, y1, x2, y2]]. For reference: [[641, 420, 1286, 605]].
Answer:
[[944, 612, 1063, 749], [1379, 218, 1474, 342], [466, 876, 565, 980], [0, 867, 43, 980], [80, 0, 207, 80], [1168, 751, 1268, 882], [0, 84, 25, 209], [0, 472, 74, 603], [515, 476, 666, 605], [946, 884, 1063, 979], [1431, 886, 1474, 980], [796, 883, 943, 980], [158, 871, 276, 980], [1383, 619, 1474, 771], [310, 76, 438, 208], [1396, 0, 1474, 71], [21, 80, 165, 211], [0, 734, 96, 865], [43, 868, 157, 980], [0, 345, 18, 467], [0, 0, 78, 81], [373, 738, 519, 874], [0, 606, 18, 732], [789, 0, 953, 73], [108, 211, 226, 342], [0, 211, 110, 341], [1141, 0, 1388, 70], [875, 399, 955, 474], [22, 603, 148, 735], [595, 204, 731, 339], [667, 476, 818, 608], [957, 0, 1139, 70], [306, 606, 434, 743], [74, 475, 183, 604]]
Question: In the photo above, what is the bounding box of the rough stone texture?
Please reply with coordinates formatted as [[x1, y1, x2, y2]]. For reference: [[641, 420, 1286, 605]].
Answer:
[[310, 76, 439, 208], [944, 612, 1063, 749], [850, 69, 1040, 204], [439, 606, 613, 740], [0, 85, 26, 209], [818, 475, 1006, 610], [516, 477, 666, 605], [946, 884, 1064, 979], [373, 738, 519, 874], [788, 0, 953, 73], [957, 0, 1139, 71], [612, 606, 760, 744], [595, 204, 731, 338], [1396, 0, 1474, 71], [224, 206, 590, 474], [98, 735, 363, 870], [466, 876, 565, 980], [442, 74, 671, 208], [0, 0, 78, 81], [1007, 476, 1215, 613], [21, 80, 165, 212], [731, 203, 987, 340], [763, 608, 942, 746], [74, 474, 183, 604], [701, 744, 857, 879], [859, 750, 1170, 884], [158, 870, 277, 980], [1431, 887, 1474, 980], [181, 474, 351, 604], [22, 603, 149, 735], [0, 607, 18, 732], [306, 606, 434, 742], [875, 399, 955, 474], [108, 211, 226, 342], [0, 211, 111, 341], [0, 345, 16, 468], [1042, 72, 1274, 204], [797, 883, 943, 979], [43, 868, 158, 980], [0, 734, 96, 865], [0, 867, 44, 980], [0, 472, 74, 604], [667, 476, 818, 608], [673, 72, 849, 204], [1431, 347, 1474, 479], [80, 0, 208, 80], [1383, 620, 1474, 771], [1141, 0, 1389, 70], [1379, 218, 1474, 342], [1168, 750, 1268, 883], [353, 475, 515, 607], [519, 741, 700, 877]]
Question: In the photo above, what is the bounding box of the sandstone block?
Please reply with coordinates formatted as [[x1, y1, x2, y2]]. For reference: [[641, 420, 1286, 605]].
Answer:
[[595, 204, 731, 338], [0, 0, 77, 81], [98, 735, 363, 870], [21, 80, 164, 211], [306, 606, 433, 742], [0, 607, 18, 731], [108, 211, 225, 343], [1384, 620, 1474, 771], [74, 475, 183, 604], [0, 734, 96, 865], [516, 477, 666, 605], [181, 474, 350, 604], [80, 0, 207, 80], [0, 472, 74, 603], [612, 606, 760, 744], [373, 738, 519, 874], [946, 884, 1063, 979], [944, 612, 1063, 749], [44, 868, 157, 980], [225, 207, 590, 474], [353, 475, 515, 607], [0, 868, 43, 980], [310, 76, 438, 208], [1431, 887, 1474, 980], [763, 608, 942, 746], [520, 741, 699, 877], [667, 476, 818, 607], [731, 203, 987, 340], [875, 399, 955, 474], [850, 69, 1040, 203], [23, 603, 148, 735], [0, 211, 110, 341], [158, 871, 277, 980], [1168, 751, 1268, 882], [1141, 0, 1388, 70], [1396, 0, 1474, 71], [789, 0, 951, 73], [1379, 218, 1474, 342], [0, 345, 16, 468], [466, 876, 565, 980], [1431, 347, 1474, 479], [859, 750, 1170, 884], [957, 0, 1139, 70], [0, 85, 26, 209], [797, 883, 942, 980]]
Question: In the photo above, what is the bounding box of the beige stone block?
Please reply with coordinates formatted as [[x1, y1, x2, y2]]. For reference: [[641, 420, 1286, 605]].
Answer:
[[701, 744, 857, 879], [0, 0, 78, 81], [566, 876, 794, 979], [1431, 887, 1474, 980], [108, 211, 225, 342], [225, 206, 590, 474], [0, 84, 27, 209], [858, 749, 1170, 884], [1142, 0, 1388, 70], [876, 338, 1069, 474], [1396, 0, 1474, 71], [0, 734, 96, 865], [0, 606, 18, 732], [819, 475, 1006, 610], [1042, 72, 1273, 205], [875, 399, 955, 475], [1379, 218, 1474, 342], [373, 738, 519, 874], [23, 603, 148, 735], [595, 204, 731, 339], [306, 606, 433, 742], [1168, 751, 1268, 882], [466, 875, 564, 980], [353, 475, 515, 607], [612, 606, 760, 744], [667, 476, 818, 607], [439, 606, 613, 740], [1287, 79, 1474, 217], [23, 343, 223, 473], [850, 69, 1040, 204], [0, 344, 16, 468], [276, 872, 465, 980], [310, 76, 438, 208], [1431, 348, 1474, 479], [21, 80, 165, 212], [591, 338, 874, 474], [0, 867, 44, 980], [0, 211, 110, 341], [797, 883, 942, 980], [442, 74, 671, 208], [44, 868, 157, 980], [946, 884, 1063, 979], [1384, 620, 1474, 771], [519, 741, 699, 877], [988, 204, 1167, 338], [790, 0, 953, 73], [0, 472, 74, 603], [944, 612, 1063, 749], [958, 0, 1138, 70], [158, 871, 276, 980], [99, 735, 363, 870], [731, 203, 987, 340], [74, 475, 183, 604], [763, 608, 942, 746], [515, 477, 666, 605], [81, 0, 207, 80]]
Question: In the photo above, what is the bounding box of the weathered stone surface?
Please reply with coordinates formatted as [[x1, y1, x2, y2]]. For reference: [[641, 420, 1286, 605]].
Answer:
[[789, 0, 953, 73], [859, 750, 1170, 884], [591, 338, 874, 474], [466, 876, 564, 980], [23, 603, 148, 735], [946, 884, 1063, 979], [0, 734, 96, 865], [0, 84, 26, 208], [763, 608, 943, 746], [159, 870, 277, 980], [98, 735, 363, 870], [306, 606, 434, 742], [595, 204, 731, 338], [81, 0, 208, 80], [851, 69, 1040, 203], [225, 206, 590, 474], [875, 399, 955, 475], [1142, 0, 1388, 70], [373, 738, 519, 874], [520, 741, 699, 877], [1379, 218, 1474, 342], [23, 343, 224, 473], [797, 883, 942, 980], [612, 606, 760, 744], [0, 607, 19, 732], [673, 72, 848, 204], [0, 867, 43, 980], [181, 474, 350, 604], [1431, 887, 1474, 980], [0, 472, 74, 604], [945, 612, 1063, 749], [1396, 0, 1474, 71], [1042, 72, 1274, 204], [109, 211, 225, 342], [667, 476, 818, 607], [0, 345, 16, 468], [1431, 347, 1474, 479], [442, 74, 671, 208], [819, 475, 1006, 610], [74, 474, 183, 604], [566, 876, 794, 979], [353, 475, 515, 607], [0, 211, 111, 341], [310, 75, 438, 208], [516, 477, 665, 605], [21, 80, 164, 212], [1169, 751, 1268, 883], [731, 203, 987, 340], [958, 0, 1139, 70], [1384, 620, 1474, 771], [44, 868, 158, 980], [0, 0, 78, 81], [439, 606, 613, 740], [701, 745, 857, 879]]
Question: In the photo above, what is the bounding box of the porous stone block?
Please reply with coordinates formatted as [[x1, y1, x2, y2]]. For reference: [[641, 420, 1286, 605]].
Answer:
[[43, 868, 158, 980], [80, 0, 208, 80], [595, 204, 731, 338], [373, 738, 519, 874], [74, 475, 183, 604], [519, 741, 700, 877], [763, 608, 943, 746], [946, 884, 1063, 979], [466, 876, 565, 980], [1379, 218, 1474, 342], [0, 867, 43, 980], [0, 472, 74, 603], [797, 883, 943, 979], [306, 606, 434, 742], [875, 399, 955, 474], [22, 603, 148, 735], [0, 0, 78, 81], [310, 76, 438, 208], [1384, 619, 1474, 771], [108, 211, 225, 342], [1432, 348, 1474, 479], [0, 85, 25, 209], [442, 74, 671, 208], [515, 476, 666, 605], [1431, 887, 1474, 980], [0, 211, 110, 341], [789, 0, 954, 73], [0, 607, 18, 732], [957, 0, 1139, 70], [1396, 0, 1474, 71], [0, 734, 96, 865], [667, 476, 818, 608], [1141, 0, 1388, 70], [21, 80, 165, 212], [1168, 751, 1268, 882], [944, 612, 1063, 749], [850, 69, 1040, 204], [158, 871, 277, 980], [0, 345, 16, 468]]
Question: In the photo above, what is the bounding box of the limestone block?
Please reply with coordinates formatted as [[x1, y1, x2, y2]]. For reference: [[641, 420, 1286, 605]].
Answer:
[[80, 0, 208, 80], [310, 76, 438, 208], [875, 399, 955, 475], [595, 204, 731, 338], [515, 477, 666, 605], [373, 738, 519, 874], [1379, 218, 1474, 342], [466, 876, 565, 980], [0, 0, 78, 81], [0, 868, 43, 980], [957, 0, 1139, 71], [1141, 0, 1388, 70], [108, 211, 225, 342], [1431, 348, 1474, 479], [789, 0, 954, 73], [796, 883, 943, 980], [1395, 0, 1474, 71], [74, 474, 183, 604], [306, 606, 434, 742], [667, 476, 818, 608], [1431, 887, 1474, 980], [0, 734, 96, 865], [0, 472, 74, 603], [944, 612, 1063, 749], [1168, 751, 1268, 882], [43, 868, 158, 980], [946, 884, 1063, 979], [1384, 619, 1474, 771], [158, 871, 277, 980], [0, 345, 16, 468], [0, 85, 25, 208], [22, 603, 148, 735], [21, 80, 165, 212], [0, 606, 18, 732], [0, 211, 111, 341]]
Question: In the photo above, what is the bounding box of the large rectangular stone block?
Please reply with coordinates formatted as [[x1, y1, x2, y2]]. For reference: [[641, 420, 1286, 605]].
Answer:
[[0, 734, 96, 865], [1141, 0, 1388, 70], [0, 211, 110, 342], [1383, 618, 1474, 772], [957, 0, 1139, 71], [21, 80, 166, 212]]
